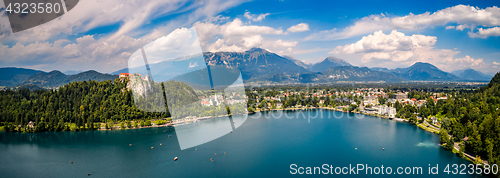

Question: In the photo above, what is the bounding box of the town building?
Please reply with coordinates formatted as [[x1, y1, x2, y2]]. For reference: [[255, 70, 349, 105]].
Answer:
[[27, 121, 35, 128], [119, 73, 129, 78], [276, 103, 283, 108], [377, 106, 396, 118], [394, 93, 408, 100]]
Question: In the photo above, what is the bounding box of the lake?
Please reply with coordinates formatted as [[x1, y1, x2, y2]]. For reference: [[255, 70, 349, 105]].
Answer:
[[0, 109, 476, 177]]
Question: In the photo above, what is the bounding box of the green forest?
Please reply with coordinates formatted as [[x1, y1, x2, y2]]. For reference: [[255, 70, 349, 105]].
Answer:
[[432, 72, 500, 168], [0, 78, 168, 132], [0, 76, 247, 132]]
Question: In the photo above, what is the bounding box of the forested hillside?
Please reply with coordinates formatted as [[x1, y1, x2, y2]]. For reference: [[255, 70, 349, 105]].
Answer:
[[431, 72, 500, 167], [0, 78, 168, 132]]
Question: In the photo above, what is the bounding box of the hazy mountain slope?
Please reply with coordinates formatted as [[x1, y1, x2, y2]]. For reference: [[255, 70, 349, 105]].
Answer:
[[452, 68, 492, 81], [309, 57, 352, 72], [203, 48, 310, 80], [21, 70, 118, 88], [282, 55, 311, 69], [0, 67, 45, 86], [248, 66, 407, 83], [391, 62, 460, 81]]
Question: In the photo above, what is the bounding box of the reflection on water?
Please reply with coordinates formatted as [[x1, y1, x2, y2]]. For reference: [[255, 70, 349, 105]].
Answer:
[[416, 141, 440, 148]]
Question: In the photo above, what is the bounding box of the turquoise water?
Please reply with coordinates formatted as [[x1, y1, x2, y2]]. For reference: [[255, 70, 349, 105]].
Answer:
[[0, 109, 476, 177]]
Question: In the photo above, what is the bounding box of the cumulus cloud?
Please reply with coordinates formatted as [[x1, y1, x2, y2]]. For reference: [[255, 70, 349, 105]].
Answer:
[[468, 27, 500, 38], [0, 35, 149, 71], [332, 30, 436, 62], [244, 11, 271, 22], [193, 18, 298, 53], [0, 0, 245, 72], [128, 28, 203, 68], [287, 23, 309, 33], [494, 61, 500, 65], [331, 30, 495, 73], [447, 55, 485, 68], [1, 0, 189, 42], [306, 5, 500, 40]]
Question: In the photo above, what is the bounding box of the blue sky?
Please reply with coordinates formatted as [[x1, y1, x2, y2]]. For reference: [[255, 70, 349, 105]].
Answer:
[[0, 0, 499, 74]]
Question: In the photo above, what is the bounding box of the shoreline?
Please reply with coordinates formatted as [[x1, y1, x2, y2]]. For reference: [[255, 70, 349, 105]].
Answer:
[[1, 107, 481, 165], [255, 107, 482, 165]]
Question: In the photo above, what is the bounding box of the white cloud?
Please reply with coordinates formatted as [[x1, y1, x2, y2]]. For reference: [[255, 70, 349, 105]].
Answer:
[[456, 24, 471, 31], [0, 34, 149, 71], [493, 61, 500, 65], [244, 11, 270, 22], [306, 5, 500, 40], [1, 0, 187, 42], [193, 18, 297, 53], [0, 0, 245, 43], [332, 30, 436, 59], [447, 55, 485, 68], [468, 27, 500, 38], [331, 30, 495, 73], [128, 28, 204, 68], [287, 23, 310, 33], [446, 26, 455, 30], [0, 0, 245, 72]]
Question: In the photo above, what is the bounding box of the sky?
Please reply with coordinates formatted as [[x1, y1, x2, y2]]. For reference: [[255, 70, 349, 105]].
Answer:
[[0, 0, 499, 75]]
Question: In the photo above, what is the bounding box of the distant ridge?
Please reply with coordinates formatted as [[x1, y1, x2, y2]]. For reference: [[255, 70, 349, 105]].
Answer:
[[0, 67, 45, 86], [5, 49, 491, 87], [370, 62, 460, 81], [203, 48, 310, 80], [248, 66, 406, 83], [392, 62, 459, 81], [451, 68, 492, 81], [20, 70, 118, 88], [282, 55, 310, 69], [309, 56, 352, 72]]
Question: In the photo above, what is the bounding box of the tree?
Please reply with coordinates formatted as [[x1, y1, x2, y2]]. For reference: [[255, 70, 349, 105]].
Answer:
[[120, 122, 125, 129], [466, 124, 482, 155], [258, 100, 267, 109], [4, 123, 11, 132], [145, 120, 151, 126], [458, 144, 465, 157], [485, 138, 494, 161], [473, 156, 483, 165], [378, 97, 387, 105], [441, 117, 451, 130], [445, 136, 454, 150], [348, 104, 358, 112], [409, 115, 418, 124], [248, 106, 255, 113], [127, 121, 132, 128], [394, 101, 402, 111], [439, 129, 449, 144]]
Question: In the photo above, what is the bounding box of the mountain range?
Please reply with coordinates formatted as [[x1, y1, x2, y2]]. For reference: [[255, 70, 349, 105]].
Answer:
[[371, 62, 461, 81], [451, 68, 492, 81], [0, 69, 118, 88], [309, 56, 352, 72], [1, 48, 495, 88], [203, 48, 310, 80], [0, 67, 44, 86]]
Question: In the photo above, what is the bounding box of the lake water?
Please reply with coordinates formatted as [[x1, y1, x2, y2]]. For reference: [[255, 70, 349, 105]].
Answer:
[[0, 109, 477, 177]]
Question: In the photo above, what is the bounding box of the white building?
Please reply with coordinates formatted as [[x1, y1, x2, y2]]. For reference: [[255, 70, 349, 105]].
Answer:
[[363, 95, 378, 106], [377, 106, 396, 118]]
